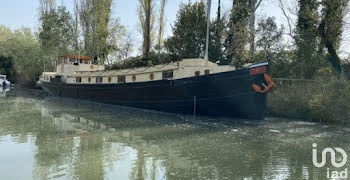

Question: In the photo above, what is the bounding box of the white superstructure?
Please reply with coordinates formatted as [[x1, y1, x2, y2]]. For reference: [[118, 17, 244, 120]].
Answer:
[[40, 55, 236, 84], [0, 75, 11, 86]]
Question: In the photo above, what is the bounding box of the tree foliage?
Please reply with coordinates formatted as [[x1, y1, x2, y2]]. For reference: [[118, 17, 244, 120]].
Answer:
[[209, 0, 225, 64], [295, 0, 320, 78], [225, 0, 250, 67], [318, 0, 349, 75], [79, 0, 113, 63], [0, 26, 45, 85], [256, 17, 283, 53], [156, 0, 167, 53], [0, 56, 15, 81], [248, 0, 264, 61], [138, 0, 155, 60], [39, 6, 74, 55], [165, 1, 207, 60]]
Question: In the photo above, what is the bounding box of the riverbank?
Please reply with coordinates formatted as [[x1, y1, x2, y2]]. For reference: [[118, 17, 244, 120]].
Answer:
[[267, 77, 350, 124]]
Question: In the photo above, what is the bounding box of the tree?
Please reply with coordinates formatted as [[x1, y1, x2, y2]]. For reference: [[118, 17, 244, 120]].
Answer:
[[248, 0, 264, 61], [39, 8, 60, 56], [105, 18, 127, 65], [318, 0, 350, 75], [138, 0, 155, 60], [79, 0, 94, 57], [119, 30, 135, 60], [73, 0, 81, 52], [39, 0, 56, 16], [0, 26, 45, 85], [225, 0, 250, 67], [0, 56, 15, 80], [165, 1, 207, 60], [39, 6, 74, 58], [56, 6, 74, 54], [79, 0, 113, 63], [93, 0, 113, 63], [255, 17, 286, 77], [209, 0, 225, 63], [295, 0, 320, 78], [256, 17, 283, 55], [156, 0, 167, 53]]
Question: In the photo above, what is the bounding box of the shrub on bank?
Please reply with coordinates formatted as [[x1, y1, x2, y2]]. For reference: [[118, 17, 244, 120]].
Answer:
[[267, 76, 350, 123]]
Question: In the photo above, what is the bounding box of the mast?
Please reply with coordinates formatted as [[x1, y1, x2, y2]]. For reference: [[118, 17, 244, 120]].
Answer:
[[204, 0, 211, 66]]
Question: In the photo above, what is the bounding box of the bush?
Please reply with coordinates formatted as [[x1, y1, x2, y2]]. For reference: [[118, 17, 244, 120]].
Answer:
[[267, 76, 350, 123], [0, 56, 15, 82]]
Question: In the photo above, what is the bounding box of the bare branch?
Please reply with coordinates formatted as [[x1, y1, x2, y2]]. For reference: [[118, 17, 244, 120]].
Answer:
[[275, 0, 297, 40], [255, 0, 264, 11]]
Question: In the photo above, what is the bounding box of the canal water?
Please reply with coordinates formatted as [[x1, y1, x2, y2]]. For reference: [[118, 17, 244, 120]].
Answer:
[[0, 89, 349, 180]]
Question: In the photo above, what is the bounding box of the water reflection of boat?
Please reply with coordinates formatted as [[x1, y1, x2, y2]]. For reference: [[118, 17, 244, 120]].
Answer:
[[35, 98, 296, 180], [1, 95, 341, 180]]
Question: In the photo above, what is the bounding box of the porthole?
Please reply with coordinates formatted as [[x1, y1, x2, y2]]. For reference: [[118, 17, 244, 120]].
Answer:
[[76, 77, 82, 83], [195, 71, 200, 77], [150, 73, 154, 80], [96, 77, 103, 83], [162, 71, 173, 79], [118, 76, 126, 83], [132, 75, 136, 81]]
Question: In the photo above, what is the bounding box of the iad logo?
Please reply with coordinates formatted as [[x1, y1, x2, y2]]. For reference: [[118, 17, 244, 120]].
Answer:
[[312, 143, 348, 179]]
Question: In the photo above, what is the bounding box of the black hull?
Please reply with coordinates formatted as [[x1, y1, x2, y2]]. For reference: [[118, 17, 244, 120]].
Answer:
[[38, 68, 267, 120]]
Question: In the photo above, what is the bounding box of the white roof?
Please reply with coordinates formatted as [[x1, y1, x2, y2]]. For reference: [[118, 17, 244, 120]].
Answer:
[[43, 72, 59, 75], [72, 62, 179, 77], [70, 59, 220, 77]]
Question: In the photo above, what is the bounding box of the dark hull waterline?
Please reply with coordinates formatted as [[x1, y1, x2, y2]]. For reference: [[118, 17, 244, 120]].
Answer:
[[38, 68, 267, 120]]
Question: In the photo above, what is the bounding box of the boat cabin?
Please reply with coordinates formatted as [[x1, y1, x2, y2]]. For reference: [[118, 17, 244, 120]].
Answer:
[[56, 55, 105, 74], [0, 75, 11, 87], [41, 55, 237, 84], [64, 58, 235, 84], [0, 75, 6, 80]]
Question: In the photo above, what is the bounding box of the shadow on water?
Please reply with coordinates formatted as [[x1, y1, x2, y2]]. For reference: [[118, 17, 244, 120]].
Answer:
[[1, 88, 350, 180]]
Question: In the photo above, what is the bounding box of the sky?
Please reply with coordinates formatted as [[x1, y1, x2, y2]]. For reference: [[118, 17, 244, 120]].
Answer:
[[0, 0, 348, 56], [0, 0, 281, 33]]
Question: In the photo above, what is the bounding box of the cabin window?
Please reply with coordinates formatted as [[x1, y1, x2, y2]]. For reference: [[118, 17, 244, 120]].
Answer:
[[118, 76, 126, 83], [88, 77, 91, 83], [205, 69, 210, 75], [162, 71, 173, 79], [108, 77, 112, 83], [195, 71, 200, 77], [76, 77, 82, 83], [96, 77, 103, 83], [132, 75, 136, 82], [150, 73, 154, 80]]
